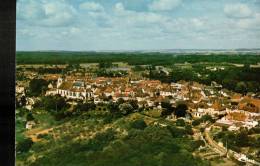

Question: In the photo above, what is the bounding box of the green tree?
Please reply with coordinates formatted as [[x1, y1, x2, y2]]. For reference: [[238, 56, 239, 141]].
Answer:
[[128, 100, 139, 110], [28, 79, 49, 96], [26, 112, 34, 121], [235, 81, 247, 94], [174, 103, 188, 118], [20, 95, 27, 107], [107, 101, 119, 113], [119, 103, 134, 115], [176, 119, 186, 127], [130, 119, 147, 130], [16, 137, 33, 153]]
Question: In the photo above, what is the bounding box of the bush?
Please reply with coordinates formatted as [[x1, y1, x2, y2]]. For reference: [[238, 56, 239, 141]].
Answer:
[[37, 133, 51, 140], [185, 125, 193, 135], [191, 140, 205, 151], [201, 115, 214, 123], [192, 119, 201, 126], [26, 112, 34, 121], [167, 126, 187, 138], [16, 137, 33, 153], [176, 119, 186, 127], [130, 119, 147, 130], [28, 79, 49, 96]]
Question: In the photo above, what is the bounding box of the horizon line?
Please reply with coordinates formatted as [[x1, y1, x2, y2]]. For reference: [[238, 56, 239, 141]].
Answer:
[[16, 48, 260, 52]]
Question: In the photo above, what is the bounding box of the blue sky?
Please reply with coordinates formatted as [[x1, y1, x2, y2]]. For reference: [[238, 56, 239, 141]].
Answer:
[[16, 0, 260, 51]]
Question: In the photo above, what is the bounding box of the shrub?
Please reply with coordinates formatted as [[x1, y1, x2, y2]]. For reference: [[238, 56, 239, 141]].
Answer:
[[16, 137, 33, 153], [192, 119, 201, 126], [130, 119, 147, 130], [37, 133, 51, 140], [185, 125, 193, 135], [176, 119, 185, 127], [26, 112, 34, 121]]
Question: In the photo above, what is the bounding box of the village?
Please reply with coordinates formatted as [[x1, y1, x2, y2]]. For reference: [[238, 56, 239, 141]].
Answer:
[[16, 64, 260, 130], [16, 63, 260, 165]]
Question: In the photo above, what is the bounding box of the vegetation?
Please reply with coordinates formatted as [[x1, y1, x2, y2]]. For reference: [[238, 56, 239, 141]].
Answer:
[[17, 51, 260, 65], [16, 137, 33, 153], [16, 52, 260, 165], [27, 79, 49, 96], [17, 52, 260, 94], [192, 115, 214, 126], [16, 103, 210, 166]]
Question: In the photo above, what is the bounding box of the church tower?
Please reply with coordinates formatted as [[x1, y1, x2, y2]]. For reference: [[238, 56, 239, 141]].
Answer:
[[57, 77, 63, 88]]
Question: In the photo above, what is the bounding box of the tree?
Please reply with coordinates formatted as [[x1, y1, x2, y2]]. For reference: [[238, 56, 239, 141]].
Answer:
[[128, 100, 139, 110], [99, 62, 112, 69], [161, 101, 174, 117], [201, 115, 214, 123], [42, 95, 68, 112], [192, 119, 201, 126], [16, 137, 33, 153], [174, 103, 188, 118], [185, 125, 193, 135], [55, 95, 67, 111], [117, 98, 125, 105], [176, 119, 186, 127], [236, 129, 249, 147], [130, 119, 147, 130], [26, 112, 34, 121], [107, 101, 119, 113], [20, 95, 27, 107], [75, 102, 96, 113], [28, 79, 49, 96], [119, 103, 134, 115], [235, 81, 247, 94]]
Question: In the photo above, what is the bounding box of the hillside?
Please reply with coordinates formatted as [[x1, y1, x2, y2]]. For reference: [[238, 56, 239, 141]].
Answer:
[[16, 109, 209, 166]]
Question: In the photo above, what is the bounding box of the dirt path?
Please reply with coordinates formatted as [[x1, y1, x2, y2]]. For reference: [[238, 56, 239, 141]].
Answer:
[[25, 127, 54, 142]]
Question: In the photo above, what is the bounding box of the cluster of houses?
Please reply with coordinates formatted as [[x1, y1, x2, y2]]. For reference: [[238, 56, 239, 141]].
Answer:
[[16, 66, 260, 131], [43, 75, 260, 130]]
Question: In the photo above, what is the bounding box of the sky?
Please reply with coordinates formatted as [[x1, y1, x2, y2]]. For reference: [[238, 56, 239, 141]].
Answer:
[[16, 0, 260, 51]]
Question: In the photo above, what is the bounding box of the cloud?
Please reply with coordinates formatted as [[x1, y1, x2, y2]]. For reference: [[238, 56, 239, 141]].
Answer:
[[236, 13, 260, 30], [17, 0, 77, 27], [114, 2, 125, 13], [79, 2, 104, 12], [17, 0, 45, 20], [113, 3, 167, 26], [16, 0, 260, 50], [224, 3, 253, 19], [148, 0, 182, 11]]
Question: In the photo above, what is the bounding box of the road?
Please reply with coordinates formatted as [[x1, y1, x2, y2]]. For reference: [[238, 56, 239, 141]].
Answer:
[[203, 123, 260, 166]]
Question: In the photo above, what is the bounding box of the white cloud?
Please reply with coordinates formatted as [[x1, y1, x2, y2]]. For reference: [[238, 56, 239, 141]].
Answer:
[[113, 3, 167, 26], [79, 2, 104, 12], [224, 3, 253, 19], [114, 3, 125, 13], [17, 0, 77, 27], [148, 0, 182, 11], [17, 0, 45, 20], [236, 13, 260, 30]]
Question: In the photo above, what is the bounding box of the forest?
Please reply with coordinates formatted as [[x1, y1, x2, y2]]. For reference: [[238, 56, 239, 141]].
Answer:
[[16, 51, 260, 65]]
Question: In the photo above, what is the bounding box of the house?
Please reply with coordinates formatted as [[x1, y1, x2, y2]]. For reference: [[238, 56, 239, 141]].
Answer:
[[16, 86, 25, 94], [228, 125, 240, 131], [45, 88, 57, 96], [243, 120, 258, 129], [55, 77, 95, 100], [26, 121, 36, 130]]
